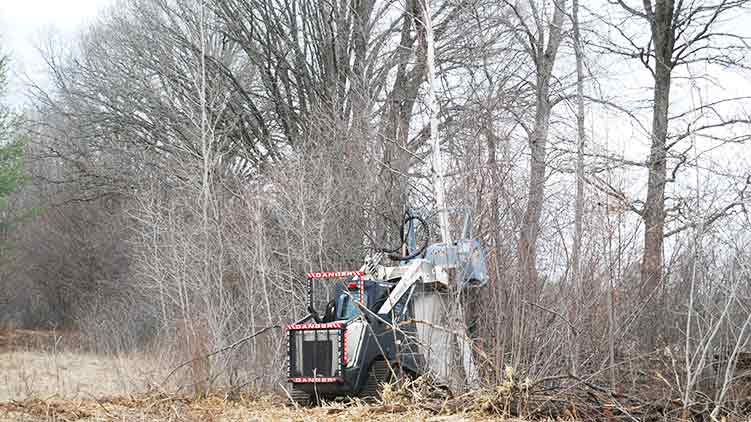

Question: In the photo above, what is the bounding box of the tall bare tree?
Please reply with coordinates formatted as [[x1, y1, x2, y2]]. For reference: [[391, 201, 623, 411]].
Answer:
[[608, 0, 751, 305], [569, 0, 586, 377], [503, 0, 567, 296]]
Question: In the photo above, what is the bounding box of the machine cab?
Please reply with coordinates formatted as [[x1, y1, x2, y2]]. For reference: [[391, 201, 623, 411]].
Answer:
[[335, 283, 366, 320], [320, 280, 390, 323], [288, 273, 387, 384]]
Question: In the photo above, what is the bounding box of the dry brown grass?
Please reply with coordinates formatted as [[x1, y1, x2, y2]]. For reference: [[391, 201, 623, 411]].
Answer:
[[0, 328, 167, 403], [0, 345, 524, 421], [0, 329, 540, 421], [0, 349, 164, 402], [0, 392, 526, 421]]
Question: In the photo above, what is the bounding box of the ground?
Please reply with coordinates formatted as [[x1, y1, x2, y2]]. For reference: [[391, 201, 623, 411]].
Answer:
[[0, 329, 514, 421], [0, 394, 482, 422]]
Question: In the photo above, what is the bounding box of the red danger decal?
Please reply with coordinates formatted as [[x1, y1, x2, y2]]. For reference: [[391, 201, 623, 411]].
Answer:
[[286, 322, 344, 331], [306, 271, 365, 279], [289, 377, 340, 383]]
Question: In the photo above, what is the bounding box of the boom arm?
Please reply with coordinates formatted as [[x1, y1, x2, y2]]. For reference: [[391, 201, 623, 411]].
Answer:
[[377, 260, 437, 315]]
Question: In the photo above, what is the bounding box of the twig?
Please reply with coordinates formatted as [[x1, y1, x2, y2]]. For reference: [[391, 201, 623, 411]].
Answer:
[[522, 300, 579, 335], [161, 325, 280, 387], [84, 392, 113, 418]]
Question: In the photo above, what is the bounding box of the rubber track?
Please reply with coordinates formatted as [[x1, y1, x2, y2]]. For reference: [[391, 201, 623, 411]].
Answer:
[[359, 360, 390, 400], [288, 385, 310, 405]]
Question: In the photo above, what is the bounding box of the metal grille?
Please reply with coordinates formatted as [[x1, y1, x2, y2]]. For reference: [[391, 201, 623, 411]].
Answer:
[[288, 327, 344, 380], [301, 338, 333, 376]]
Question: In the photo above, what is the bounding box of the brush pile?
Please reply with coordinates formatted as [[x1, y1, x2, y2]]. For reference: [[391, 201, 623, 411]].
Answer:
[[371, 355, 751, 421], [5, 349, 751, 421], [0, 391, 446, 422]]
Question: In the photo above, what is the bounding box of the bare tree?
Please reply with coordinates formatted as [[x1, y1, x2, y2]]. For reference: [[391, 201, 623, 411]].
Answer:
[[569, 0, 586, 377], [502, 0, 567, 297], [605, 0, 751, 311]]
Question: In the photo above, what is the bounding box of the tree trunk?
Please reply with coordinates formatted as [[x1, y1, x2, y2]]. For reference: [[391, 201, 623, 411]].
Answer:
[[516, 0, 565, 301], [639, 2, 674, 348], [377, 0, 423, 236], [570, 0, 586, 377], [640, 64, 671, 296], [518, 78, 551, 299]]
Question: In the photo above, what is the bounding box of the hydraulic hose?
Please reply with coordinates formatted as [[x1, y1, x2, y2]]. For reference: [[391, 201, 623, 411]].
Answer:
[[382, 212, 430, 261]]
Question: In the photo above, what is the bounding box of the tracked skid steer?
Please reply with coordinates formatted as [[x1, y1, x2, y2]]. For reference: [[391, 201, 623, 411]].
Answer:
[[286, 211, 488, 404]]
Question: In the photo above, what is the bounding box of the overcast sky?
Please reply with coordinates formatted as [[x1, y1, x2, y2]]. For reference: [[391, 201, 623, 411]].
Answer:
[[1, 0, 748, 171], [1, 0, 112, 106]]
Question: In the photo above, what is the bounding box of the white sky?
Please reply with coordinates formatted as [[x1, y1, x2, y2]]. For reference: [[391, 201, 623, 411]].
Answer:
[[1, 0, 112, 107], [0, 0, 748, 191]]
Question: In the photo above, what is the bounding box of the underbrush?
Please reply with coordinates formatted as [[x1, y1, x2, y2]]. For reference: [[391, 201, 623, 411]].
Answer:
[[4, 328, 751, 421], [374, 355, 751, 421]]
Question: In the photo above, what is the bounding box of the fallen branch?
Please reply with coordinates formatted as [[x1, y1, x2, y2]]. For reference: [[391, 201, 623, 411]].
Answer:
[[161, 325, 280, 388]]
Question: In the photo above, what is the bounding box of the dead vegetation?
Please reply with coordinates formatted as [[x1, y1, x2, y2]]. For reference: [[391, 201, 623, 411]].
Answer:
[[369, 351, 751, 421], [1, 371, 743, 422], [0, 391, 492, 421], [3, 0, 751, 418], [4, 328, 751, 421], [2, 355, 746, 422], [0, 328, 79, 351], [0, 328, 165, 404]]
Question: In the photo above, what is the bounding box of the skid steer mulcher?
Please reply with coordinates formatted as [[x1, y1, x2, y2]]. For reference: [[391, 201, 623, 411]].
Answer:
[[286, 211, 488, 404]]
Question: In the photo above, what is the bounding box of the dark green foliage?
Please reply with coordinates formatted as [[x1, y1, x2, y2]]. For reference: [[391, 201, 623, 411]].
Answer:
[[0, 137, 25, 207], [0, 52, 24, 206]]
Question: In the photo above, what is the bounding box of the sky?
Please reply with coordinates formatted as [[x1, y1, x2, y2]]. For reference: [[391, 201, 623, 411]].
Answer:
[[1, 0, 112, 106], [1, 0, 748, 189]]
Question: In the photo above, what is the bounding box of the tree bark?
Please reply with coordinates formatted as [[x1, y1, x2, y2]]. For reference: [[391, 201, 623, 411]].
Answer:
[[640, 1, 674, 300], [518, 91, 551, 296], [516, 0, 566, 299], [377, 0, 425, 237], [570, 0, 585, 377]]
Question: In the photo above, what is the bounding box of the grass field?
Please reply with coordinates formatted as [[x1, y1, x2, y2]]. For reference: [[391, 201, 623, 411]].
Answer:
[[0, 329, 513, 421], [0, 349, 161, 402], [0, 393, 496, 422], [0, 329, 162, 403]]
